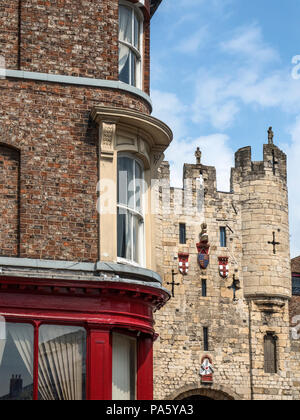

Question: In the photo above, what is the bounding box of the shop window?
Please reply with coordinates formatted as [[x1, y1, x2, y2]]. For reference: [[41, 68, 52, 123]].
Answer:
[[112, 333, 137, 400], [0, 323, 34, 400], [119, 1, 143, 88], [38, 325, 86, 400], [117, 155, 144, 266]]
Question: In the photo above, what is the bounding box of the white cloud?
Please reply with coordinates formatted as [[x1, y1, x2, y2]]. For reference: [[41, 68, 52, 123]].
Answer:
[[174, 26, 209, 54], [151, 89, 188, 141], [165, 134, 234, 192], [282, 117, 300, 258]]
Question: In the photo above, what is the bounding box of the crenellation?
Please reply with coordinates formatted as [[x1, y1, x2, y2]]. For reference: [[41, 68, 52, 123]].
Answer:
[[154, 139, 299, 400]]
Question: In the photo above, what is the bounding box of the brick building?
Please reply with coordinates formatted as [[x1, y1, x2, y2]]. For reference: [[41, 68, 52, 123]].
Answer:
[[1, 0, 300, 402], [0, 0, 172, 400]]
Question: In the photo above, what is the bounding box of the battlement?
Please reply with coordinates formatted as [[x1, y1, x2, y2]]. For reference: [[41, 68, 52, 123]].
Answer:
[[233, 143, 287, 184]]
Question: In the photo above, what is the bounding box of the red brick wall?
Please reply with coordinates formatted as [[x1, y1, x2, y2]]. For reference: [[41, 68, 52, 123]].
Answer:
[[0, 78, 150, 262], [0, 0, 19, 69], [0, 0, 151, 91], [20, 0, 119, 79], [0, 144, 20, 257]]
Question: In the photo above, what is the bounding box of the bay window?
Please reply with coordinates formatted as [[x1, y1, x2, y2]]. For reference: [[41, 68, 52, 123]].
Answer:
[[0, 322, 86, 401], [117, 155, 144, 266], [119, 1, 143, 88]]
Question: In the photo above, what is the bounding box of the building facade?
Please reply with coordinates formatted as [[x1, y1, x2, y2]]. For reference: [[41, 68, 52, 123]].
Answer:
[[0, 0, 172, 400], [153, 140, 300, 400]]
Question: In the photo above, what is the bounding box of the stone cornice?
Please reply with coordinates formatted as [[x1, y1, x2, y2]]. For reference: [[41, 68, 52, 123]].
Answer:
[[91, 106, 173, 151], [4, 69, 152, 109]]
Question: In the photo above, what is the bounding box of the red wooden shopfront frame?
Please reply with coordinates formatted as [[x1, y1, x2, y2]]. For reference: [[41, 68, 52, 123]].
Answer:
[[0, 275, 169, 400]]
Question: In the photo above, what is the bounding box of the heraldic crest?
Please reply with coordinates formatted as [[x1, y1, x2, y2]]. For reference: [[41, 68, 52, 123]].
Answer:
[[196, 223, 210, 270]]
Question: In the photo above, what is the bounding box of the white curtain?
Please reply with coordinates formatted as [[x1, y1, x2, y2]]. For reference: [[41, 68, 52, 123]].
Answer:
[[9, 323, 34, 379], [38, 326, 85, 401], [119, 5, 132, 76], [112, 334, 136, 400]]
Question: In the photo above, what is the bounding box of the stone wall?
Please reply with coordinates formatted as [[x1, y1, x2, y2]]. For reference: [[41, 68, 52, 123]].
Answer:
[[153, 143, 300, 400]]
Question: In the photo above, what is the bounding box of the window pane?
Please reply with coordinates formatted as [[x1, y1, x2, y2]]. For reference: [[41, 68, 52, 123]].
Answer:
[[119, 44, 130, 84], [135, 160, 142, 212], [131, 52, 136, 87], [134, 14, 140, 50], [112, 334, 136, 400], [0, 323, 34, 400], [118, 156, 134, 208], [220, 227, 227, 247], [179, 223, 186, 244], [38, 325, 86, 400], [118, 208, 132, 260], [133, 214, 143, 264], [119, 5, 132, 44]]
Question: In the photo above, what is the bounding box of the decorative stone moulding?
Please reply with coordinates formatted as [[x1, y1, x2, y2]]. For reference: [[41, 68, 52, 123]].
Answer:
[[252, 297, 287, 313], [91, 106, 173, 164]]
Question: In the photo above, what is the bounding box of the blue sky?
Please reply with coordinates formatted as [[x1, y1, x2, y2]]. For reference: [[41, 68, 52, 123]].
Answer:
[[150, 0, 300, 258]]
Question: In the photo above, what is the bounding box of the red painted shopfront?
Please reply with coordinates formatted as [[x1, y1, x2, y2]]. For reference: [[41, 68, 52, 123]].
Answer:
[[0, 262, 169, 400]]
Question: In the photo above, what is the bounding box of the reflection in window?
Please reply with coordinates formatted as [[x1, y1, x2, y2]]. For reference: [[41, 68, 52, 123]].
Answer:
[[112, 334, 136, 400], [38, 325, 86, 400], [117, 156, 144, 265], [0, 323, 34, 400]]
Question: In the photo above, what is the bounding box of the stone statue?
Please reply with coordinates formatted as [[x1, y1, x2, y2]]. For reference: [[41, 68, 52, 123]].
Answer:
[[268, 127, 274, 145], [195, 147, 202, 165]]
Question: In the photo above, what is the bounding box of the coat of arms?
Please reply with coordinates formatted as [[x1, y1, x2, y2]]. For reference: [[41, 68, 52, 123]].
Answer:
[[178, 252, 189, 275], [200, 356, 214, 384], [196, 223, 210, 270], [218, 257, 229, 278]]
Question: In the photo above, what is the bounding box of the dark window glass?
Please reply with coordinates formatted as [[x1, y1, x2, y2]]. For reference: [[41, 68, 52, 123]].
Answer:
[[203, 327, 209, 351], [179, 223, 186, 244], [202, 279, 207, 297], [264, 333, 277, 374], [220, 227, 227, 247], [0, 323, 34, 400]]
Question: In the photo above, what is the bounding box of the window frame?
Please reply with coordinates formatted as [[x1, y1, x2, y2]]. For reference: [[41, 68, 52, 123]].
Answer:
[[220, 226, 227, 248], [118, 0, 144, 88], [0, 319, 87, 401], [117, 153, 145, 267]]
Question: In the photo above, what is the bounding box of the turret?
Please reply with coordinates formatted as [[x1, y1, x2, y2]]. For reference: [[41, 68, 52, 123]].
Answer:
[[232, 129, 291, 304]]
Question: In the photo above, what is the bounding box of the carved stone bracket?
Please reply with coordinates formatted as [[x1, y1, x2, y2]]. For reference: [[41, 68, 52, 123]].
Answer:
[[100, 121, 116, 159]]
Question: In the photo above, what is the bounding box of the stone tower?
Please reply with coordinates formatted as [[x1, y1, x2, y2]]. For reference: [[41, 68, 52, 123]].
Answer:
[[153, 134, 300, 400]]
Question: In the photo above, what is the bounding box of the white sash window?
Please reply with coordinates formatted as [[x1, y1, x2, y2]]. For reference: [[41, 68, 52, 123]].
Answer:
[[117, 155, 145, 266], [119, 2, 143, 88]]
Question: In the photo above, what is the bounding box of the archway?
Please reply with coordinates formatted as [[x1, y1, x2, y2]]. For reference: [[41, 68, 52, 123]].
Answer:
[[167, 384, 240, 401]]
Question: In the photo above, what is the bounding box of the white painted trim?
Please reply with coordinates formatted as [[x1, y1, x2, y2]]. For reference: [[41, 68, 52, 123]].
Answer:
[[5, 69, 152, 108]]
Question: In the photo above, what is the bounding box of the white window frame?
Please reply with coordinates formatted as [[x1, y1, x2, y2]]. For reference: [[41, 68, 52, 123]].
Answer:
[[118, 0, 144, 89], [117, 154, 145, 267]]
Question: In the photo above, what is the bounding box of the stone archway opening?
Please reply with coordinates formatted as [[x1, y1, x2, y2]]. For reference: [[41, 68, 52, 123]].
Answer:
[[175, 388, 235, 401]]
